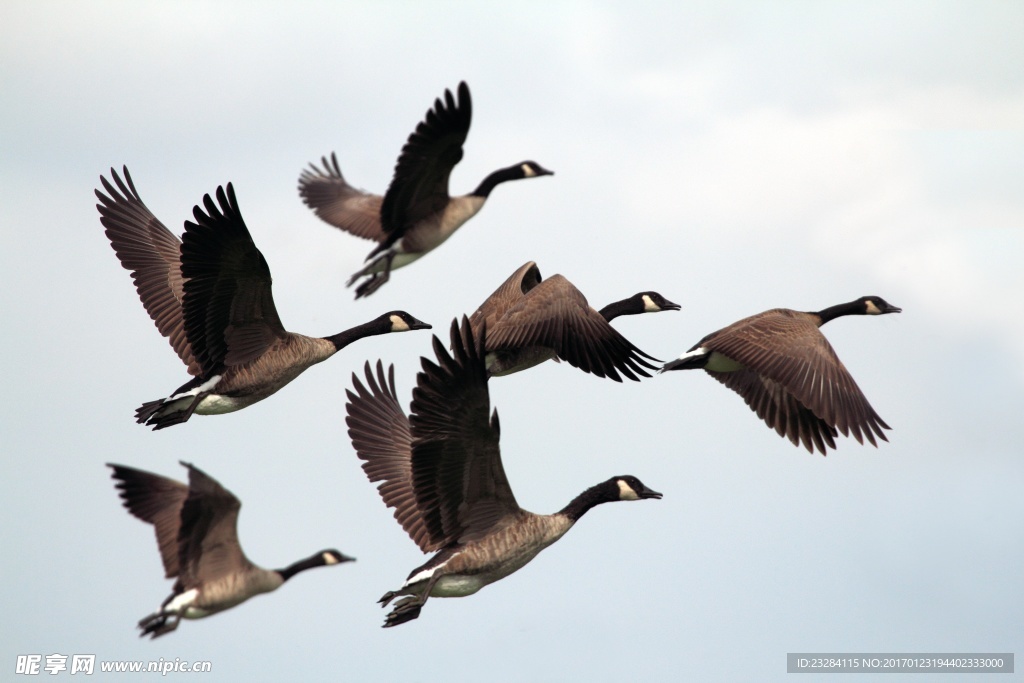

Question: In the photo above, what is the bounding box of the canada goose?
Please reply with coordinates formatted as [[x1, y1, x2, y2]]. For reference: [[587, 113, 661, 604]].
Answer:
[[96, 167, 431, 429], [298, 82, 554, 298], [107, 461, 354, 638], [468, 261, 675, 381], [660, 296, 902, 454], [345, 318, 662, 627]]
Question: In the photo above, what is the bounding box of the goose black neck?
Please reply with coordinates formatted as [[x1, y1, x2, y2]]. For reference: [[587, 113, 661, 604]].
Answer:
[[598, 297, 641, 322], [325, 318, 389, 351], [276, 553, 328, 582], [814, 300, 865, 326], [472, 166, 521, 198], [559, 480, 619, 523]]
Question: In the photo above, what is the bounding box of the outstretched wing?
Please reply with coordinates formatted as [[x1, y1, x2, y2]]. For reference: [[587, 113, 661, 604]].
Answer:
[[468, 261, 543, 335], [410, 318, 521, 549], [298, 152, 386, 242], [705, 309, 890, 449], [96, 168, 200, 375], [108, 463, 189, 578], [346, 361, 435, 552], [485, 274, 659, 381], [706, 368, 840, 454], [379, 82, 472, 242], [180, 184, 286, 373], [176, 462, 251, 586]]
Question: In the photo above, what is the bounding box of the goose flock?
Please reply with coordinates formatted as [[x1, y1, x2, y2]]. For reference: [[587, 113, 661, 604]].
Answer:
[[97, 81, 900, 635]]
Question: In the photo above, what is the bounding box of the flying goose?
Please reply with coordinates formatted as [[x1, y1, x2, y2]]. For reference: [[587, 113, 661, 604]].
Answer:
[[96, 167, 431, 429], [108, 461, 354, 638], [298, 81, 553, 298], [345, 318, 662, 627], [660, 296, 902, 454], [468, 261, 676, 381]]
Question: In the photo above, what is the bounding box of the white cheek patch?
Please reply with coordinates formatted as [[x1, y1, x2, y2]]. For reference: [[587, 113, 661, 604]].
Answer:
[[521, 163, 536, 178], [642, 294, 658, 312], [617, 479, 640, 501], [323, 553, 340, 565], [865, 300, 881, 315], [389, 314, 411, 332]]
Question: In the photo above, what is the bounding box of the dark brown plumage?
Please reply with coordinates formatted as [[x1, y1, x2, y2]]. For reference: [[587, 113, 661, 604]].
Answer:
[[468, 261, 666, 381], [108, 462, 353, 638], [298, 82, 552, 298], [661, 296, 901, 454], [96, 167, 430, 428], [345, 318, 661, 627]]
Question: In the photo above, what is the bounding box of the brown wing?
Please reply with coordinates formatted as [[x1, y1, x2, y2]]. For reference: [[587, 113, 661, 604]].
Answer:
[[96, 168, 200, 375], [177, 462, 251, 586], [705, 309, 890, 448], [379, 82, 472, 242], [485, 274, 659, 381], [108, 463, 189, 579], [298, 152, 386, 242], [409, 319, 521, 550], [706, 369, 839, 454], [180, 184, 287, 374], [345, 361, 435, 553], [468, 261, 543, 336]]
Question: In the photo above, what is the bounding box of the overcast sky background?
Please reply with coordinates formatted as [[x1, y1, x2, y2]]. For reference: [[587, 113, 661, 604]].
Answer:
[[2, 2, 1022, 680]]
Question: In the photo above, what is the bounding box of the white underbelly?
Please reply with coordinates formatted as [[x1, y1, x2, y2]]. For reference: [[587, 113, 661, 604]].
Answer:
[[195, 393, 253, 415], [430, 574, 488, 598], [390, 250, 426, 269]]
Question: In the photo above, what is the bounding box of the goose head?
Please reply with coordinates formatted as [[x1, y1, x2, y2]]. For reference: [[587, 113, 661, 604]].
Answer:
[[516, 161, 554, 179], [385, 311, 433, 333], [277, 549, 355, 581], [859, 296, 902, 316], [635, 292, 681, 313], [613, 475, 663, 501], [321, 549, 357, 565]]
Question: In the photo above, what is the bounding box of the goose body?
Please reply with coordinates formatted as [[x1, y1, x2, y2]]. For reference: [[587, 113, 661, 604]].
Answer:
[[392, 512, 574, 601], [345, 319, 662, 627], [298, 82, 553, 298], [661, 296, 902, 454], [108, 462, 353, 638], [469, 262, 676, 381], [96, 168, 431, 429]]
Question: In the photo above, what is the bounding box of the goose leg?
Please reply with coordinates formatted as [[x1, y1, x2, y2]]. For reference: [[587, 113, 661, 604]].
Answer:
[[352, 252, 396, 299], [381, 573, 441, 628], [137, 611, 181, 639]]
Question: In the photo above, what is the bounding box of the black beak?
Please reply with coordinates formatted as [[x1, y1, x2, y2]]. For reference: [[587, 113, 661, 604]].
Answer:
[[410, 318, 432, 331], [660, 299, 682, 312], [640, 487, 663, 500], [884, 304, 902, 314]]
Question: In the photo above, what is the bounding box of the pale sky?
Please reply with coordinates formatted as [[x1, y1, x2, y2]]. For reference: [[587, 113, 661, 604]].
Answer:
[[2, 2, 1021, 680]]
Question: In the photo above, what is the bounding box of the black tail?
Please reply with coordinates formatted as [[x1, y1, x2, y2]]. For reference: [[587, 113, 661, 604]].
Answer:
[[134, 393, 203, 430], [137, 611, 179, 639], [659, 353, 708, 373]]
